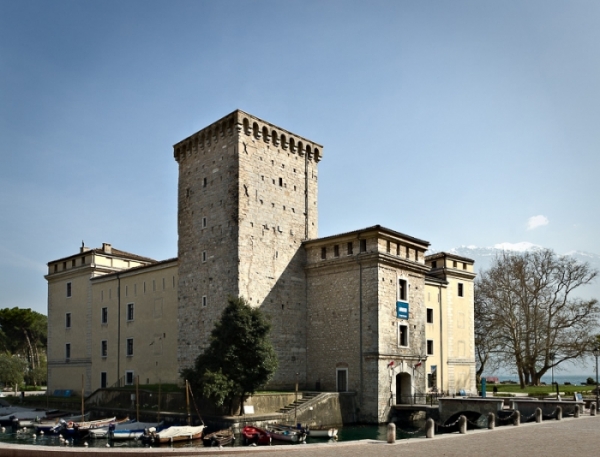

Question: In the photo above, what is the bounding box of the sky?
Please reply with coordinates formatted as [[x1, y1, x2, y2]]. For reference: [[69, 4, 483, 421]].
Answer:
[[1, 0, 600, 317]]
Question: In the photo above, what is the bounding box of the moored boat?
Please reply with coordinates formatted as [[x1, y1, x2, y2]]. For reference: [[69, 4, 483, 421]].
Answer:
[[109, 421, 165, 440], [202, 428, 235, 447], [241, 425, 271, 445], [141, 425, 205, 444], [265, 424, 306, 443]]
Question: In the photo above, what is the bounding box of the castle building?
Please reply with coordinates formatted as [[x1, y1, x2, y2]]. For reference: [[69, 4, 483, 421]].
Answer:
[[45, 110, 476, 422]]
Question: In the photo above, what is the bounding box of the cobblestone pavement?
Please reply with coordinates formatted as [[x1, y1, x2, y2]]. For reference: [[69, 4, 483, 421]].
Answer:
[[1, 415, 599, 457]]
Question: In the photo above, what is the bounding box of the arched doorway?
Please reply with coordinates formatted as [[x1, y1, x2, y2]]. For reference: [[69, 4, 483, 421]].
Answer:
[[396, 372, 412, 404]]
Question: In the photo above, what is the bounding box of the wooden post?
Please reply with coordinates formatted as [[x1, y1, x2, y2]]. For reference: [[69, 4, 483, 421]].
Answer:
[[387, 423, 396, 443], [185, 380, 191, 425], [81, 374, 85, 419], [136, 376, 140, 421]]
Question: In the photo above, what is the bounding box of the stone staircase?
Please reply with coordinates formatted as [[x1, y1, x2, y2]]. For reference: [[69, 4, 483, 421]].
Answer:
[[278, 391, 320, 414]]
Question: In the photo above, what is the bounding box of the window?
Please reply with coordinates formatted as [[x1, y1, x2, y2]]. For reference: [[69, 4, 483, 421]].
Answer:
[[127, 303, 134, 321], [202, 251, 207, 262], [463, 262, 467, 270], [202, 217, 207, 228], [398, 324, 409, 347], [125, 371, 134, 386], [101, 307, 108, 324], [202, 296, 207, 307], [66, 282, 72, 298], [101, 340, 107, 357], [65, 313, 71, 328], [71, 259, 76, 267], [126, 338, 134, 356], [398, 279, 408, 301], [427, 308, 434, 324], [347, 242, 353, 255], [453, 260, 457, 268], [203, 177, 207, 187], [336, 368, 348, 392], [458, 283, 464, 297], [65, 343, 71, 359], [334, 245, 339, 257], [431, 261, 437, 269], [386, 241, 391, 253], [360, 239, 367, 252], [81, 256, 86, 265], [100, 372, 107, 389], [321, 247, 327, 260], [427, 340, 434, 355], [279, 177, 283, 186]]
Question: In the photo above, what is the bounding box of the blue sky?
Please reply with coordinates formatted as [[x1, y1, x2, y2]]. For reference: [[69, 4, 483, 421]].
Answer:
[[1, 0, 600, 316]]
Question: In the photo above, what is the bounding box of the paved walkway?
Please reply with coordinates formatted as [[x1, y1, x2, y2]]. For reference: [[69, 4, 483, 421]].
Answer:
[[1, 415, 599, 457]]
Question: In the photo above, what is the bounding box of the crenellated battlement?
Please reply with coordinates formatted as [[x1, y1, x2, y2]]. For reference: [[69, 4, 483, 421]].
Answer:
[[173, 109, 322, 163]]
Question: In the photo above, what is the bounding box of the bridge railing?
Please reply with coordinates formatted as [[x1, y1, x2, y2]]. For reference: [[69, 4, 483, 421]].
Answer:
[[398, 392, 449, 406]]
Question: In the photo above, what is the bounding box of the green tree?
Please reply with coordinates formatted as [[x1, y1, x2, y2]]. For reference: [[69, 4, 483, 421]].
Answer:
[[0, 354, 27, 389], [475, 249, 599, 388], [182, 296, 278, 415], [0, 307, 47, 370]]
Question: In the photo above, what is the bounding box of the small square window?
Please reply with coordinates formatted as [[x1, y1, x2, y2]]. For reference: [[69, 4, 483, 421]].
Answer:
[[386, 241, 390, 253], [101, 307, 108, 324], [321, 247, 327, 260], [453, 260, 458, 268], [126, 338, 134, 356], [66, 282, 72, 298], [65, 313, 71, 328], [463, 263, 467, 270], [334, 245, 339, 257], [431, 261, 437, 269], [427, 340, 434, 355], [347, 242, 353, 255], [81, 256, 86, 265], [360, 239, 367, 253], [127, 303, 134, 321], [71, 259, 76, 267], [427, 308, 434, 323]]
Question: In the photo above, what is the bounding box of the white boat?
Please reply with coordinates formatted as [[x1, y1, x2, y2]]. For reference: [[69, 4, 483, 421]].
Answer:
[[142, 425, 205, 444]]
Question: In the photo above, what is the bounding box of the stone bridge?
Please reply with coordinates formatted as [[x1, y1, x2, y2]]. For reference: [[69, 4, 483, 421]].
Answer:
[[438, 397, 505, 425]]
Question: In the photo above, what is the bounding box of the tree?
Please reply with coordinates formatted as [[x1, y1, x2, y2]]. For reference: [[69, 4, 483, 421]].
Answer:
[[0, 307, 47, 371], [475, 249, 599, 388], [182, 296, 278, 415], [0, 354, 27, 389]]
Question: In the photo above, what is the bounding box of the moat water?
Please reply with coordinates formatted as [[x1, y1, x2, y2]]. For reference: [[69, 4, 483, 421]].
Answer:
[[0, 423, 426, 449]]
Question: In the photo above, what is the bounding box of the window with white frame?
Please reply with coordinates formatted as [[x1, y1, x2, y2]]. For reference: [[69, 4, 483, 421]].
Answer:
[[398, 324, 409, 347], [66, 282, 72, 298], [426, 308, 434, 324], [101, 340, 108, 357], [127, 303, 134, 321], [101, 307, 108, 324]]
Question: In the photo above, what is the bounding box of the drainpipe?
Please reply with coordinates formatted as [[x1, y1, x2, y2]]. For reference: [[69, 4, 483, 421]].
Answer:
[[358, 253, 364, 410], [438, 285, 444, 393], [304, 145, 309, 240]]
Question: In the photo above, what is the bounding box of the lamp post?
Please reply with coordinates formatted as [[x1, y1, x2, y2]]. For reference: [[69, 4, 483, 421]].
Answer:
[[593, 345, 600, 408]]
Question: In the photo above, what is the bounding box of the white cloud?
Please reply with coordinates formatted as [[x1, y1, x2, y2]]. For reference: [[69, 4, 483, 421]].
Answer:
[[527, 215, 549, 231]]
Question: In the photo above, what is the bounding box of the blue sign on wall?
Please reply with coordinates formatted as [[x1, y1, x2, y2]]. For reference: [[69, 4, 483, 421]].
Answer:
[[396, 301, 409, 319]]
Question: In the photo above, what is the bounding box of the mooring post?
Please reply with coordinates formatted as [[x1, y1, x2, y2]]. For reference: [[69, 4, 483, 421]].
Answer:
[[487, 412, 495, 430], [535, 407, 542, 423], [556, 406, 562, 421], [513, 410, 520, 426], [591, 402, 597, 416], [459, 415, 467, 434], [575, 405, 580, 418], [426, 418, 435, 438], [387, 423, 395, 444]]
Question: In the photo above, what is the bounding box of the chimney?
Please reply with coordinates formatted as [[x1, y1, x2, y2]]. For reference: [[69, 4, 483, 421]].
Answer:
[[102, 243, 112, 254]]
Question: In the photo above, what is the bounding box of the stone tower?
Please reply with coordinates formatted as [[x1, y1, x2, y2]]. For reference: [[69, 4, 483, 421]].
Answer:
[[174, 110, 322, 387]]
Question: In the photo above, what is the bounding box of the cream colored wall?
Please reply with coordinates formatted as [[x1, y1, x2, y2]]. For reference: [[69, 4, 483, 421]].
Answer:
[[90, 262, 179, 391], [424, 282, 444, 392]]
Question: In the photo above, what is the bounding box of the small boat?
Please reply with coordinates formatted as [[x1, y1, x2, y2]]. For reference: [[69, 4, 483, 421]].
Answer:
[[87, 418, 137, 439], [241, 425, 271, 445], [308, 426, 338, 438], [202, 428, 235, 447], [35, 414, 90, 435], [141, 425, 205, 444], [109, 421, 165, 440], [266, 424, 306, 443]]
